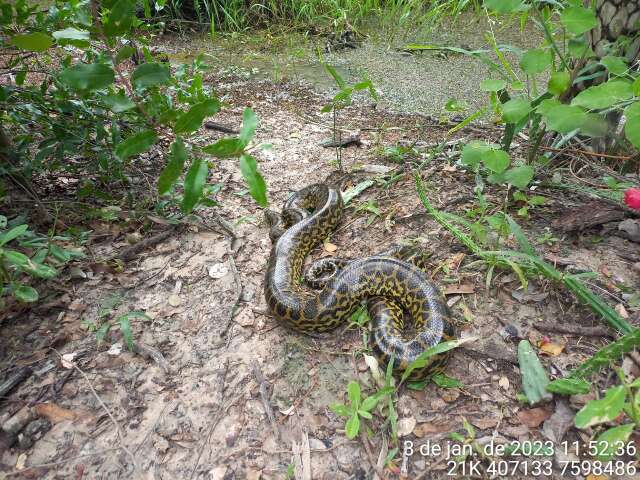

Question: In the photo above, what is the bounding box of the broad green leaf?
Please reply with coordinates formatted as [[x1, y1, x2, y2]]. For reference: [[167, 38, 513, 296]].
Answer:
[[202, 138, 244, 158], [0, 224, 28, 246], [546, 378, 591, 395], [13, 284, 38, 302], [600, 56, 628, 76], [593, 424, 634, 460], [460, 141, 493, 168], [119, 315, 134, 350], [347, 381, 361, 407], [483, 149, 510, 173], [52, 28, 90, 46], [358, 410, 373, 420], [131, 63, 171, 88], [536, 98, 561, 116], [502, 98, 532, 123], [102, 93, 136, 112], [330, 403, 350, 417], [174, 99, 220, 134], [115, 45, 136, 63], [345, 414, 360, 439], [520, 48, 552, 75], [484, 0, 527, 14], [9, 33, 53, 52], [95, 323, 111, 345], [103, 0, 135, 37], [572, 81, 633, 109], [560, 6, 598, 35], [542, 105, 586, 134], [503, 165, 534, 189], [580, 113, 609, 138], [181, 158, 208, 213], [158, 138, 187, 195], [575, 385, 626, 428], [401, 337, 477, 382], [25, 261, 57, 279], [117, 311, 149, 350], [633, 78, 640, 96], [239, 154, 268, 208], [518, 340, 552, 405], [360, 389, 393, 411], [431, 373, 463, 388], [548, 71, 570, 95], [60, 63, 115, 91], [115, 130, 157, 160], [624, 102, 640, 149], [568, 37, 594, 59], [3, 250, 30, 268], [239, 108, 258, 146], [480, 79, 506, 92], [444, 98, 466, 112]]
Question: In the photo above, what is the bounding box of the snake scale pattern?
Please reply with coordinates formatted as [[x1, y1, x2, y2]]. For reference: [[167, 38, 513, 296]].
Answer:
[[264, 183, 454, 376]]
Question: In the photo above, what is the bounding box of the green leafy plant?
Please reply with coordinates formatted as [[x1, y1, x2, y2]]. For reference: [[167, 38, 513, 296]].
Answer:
[[354, 199, 381, 227], [330, 381, 394, 439], [321, 64, 377, 171], [0, 216, 81, 305], [574, 370, 640, 461]]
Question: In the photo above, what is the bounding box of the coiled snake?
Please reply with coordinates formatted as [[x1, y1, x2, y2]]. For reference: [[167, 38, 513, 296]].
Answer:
[[264, 183, 454, 376]]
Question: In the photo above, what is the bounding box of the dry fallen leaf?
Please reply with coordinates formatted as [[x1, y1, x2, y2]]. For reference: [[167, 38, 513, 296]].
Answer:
[[168, 294, 182, 307], [539, 342, 565, 356], [498, 376, 510, 390], [517, 407, 552, 428], [440, 389, 460, 403], [471, 416, 499, 430], [445, 253, 465, 272], [246, 469, 262, 480], [61, 352, 77, 369], [279, 405, 295, 416], [413, 422, 453, 437], [586, 475, 608, 480], [35, 403, 94, 424], [615, 303, 629, 319], [208, 263, 228, 279], [442, 164, 457, 172], [323, 241, 338, 253], [443, 284, 475, 295], [397, 417, 416, 437]]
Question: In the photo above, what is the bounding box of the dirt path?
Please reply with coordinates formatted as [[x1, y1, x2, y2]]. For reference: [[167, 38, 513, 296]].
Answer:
[[1, 64, 639, 479]]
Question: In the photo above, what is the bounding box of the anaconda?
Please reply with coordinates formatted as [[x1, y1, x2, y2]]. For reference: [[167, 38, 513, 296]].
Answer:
[[264, 183, 454, 374]]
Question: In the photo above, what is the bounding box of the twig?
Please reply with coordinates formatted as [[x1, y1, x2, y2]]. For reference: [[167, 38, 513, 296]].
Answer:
[[204, 121, 239, 134], [360, 431, 386, 479], [250, 360, 280, 441], [536, 144, 633, 161], [3, 447, 124, 477], [534, 322, 612, 337], [222, 256, 242, 338]]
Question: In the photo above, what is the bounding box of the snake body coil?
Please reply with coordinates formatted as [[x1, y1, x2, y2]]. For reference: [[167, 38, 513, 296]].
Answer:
[[264, 184, 454, 374]]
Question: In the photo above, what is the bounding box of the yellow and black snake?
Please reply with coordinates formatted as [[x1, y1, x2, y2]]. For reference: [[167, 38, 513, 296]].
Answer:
[[264, 183, 454, 376]]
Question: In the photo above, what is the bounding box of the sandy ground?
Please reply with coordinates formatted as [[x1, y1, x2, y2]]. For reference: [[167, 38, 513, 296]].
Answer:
[[1, 33, 640, 480]]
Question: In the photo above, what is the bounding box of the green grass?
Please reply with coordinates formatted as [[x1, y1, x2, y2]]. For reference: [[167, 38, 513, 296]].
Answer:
[[163, 0, 479, 32]]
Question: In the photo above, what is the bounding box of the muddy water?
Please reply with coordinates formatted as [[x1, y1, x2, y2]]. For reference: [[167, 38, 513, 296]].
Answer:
[[164, 12, 543, 116]]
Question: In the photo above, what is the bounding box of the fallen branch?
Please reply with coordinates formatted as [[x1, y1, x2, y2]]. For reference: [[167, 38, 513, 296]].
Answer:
[[204, 121, 239, 134], [115, 225, 181, 262], [0, 367, 32, 399], [534, 322, 612, 338]]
